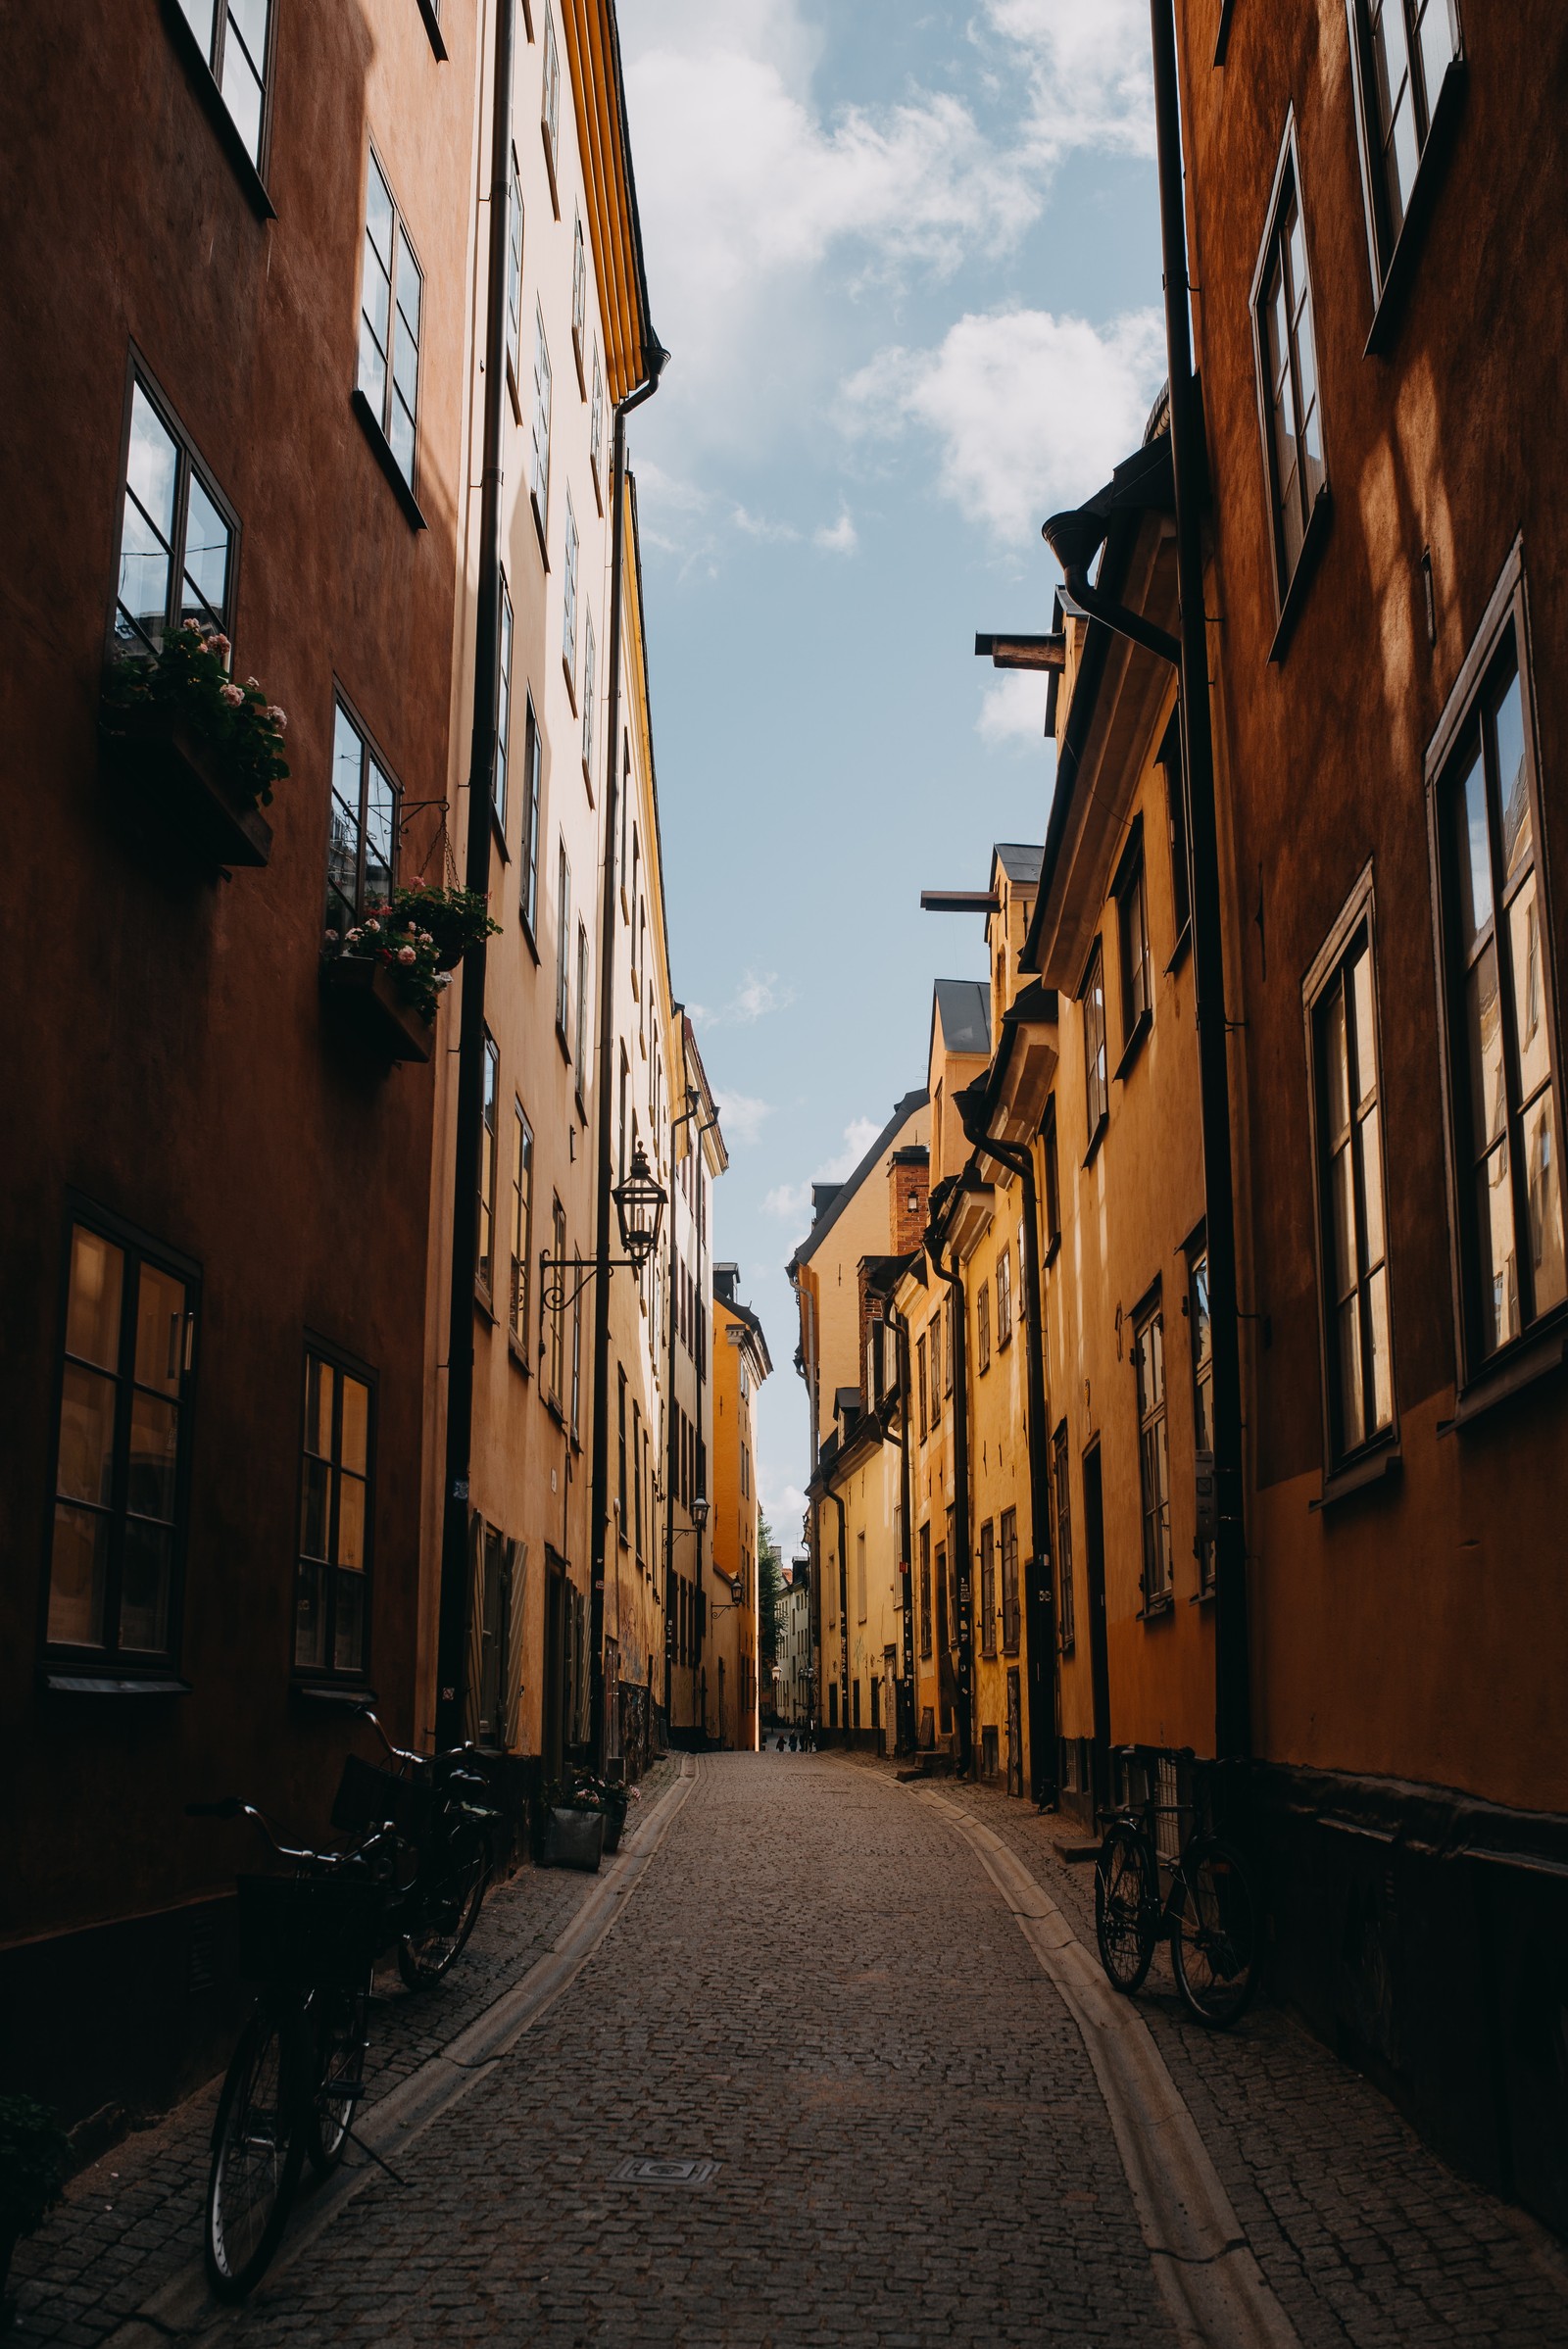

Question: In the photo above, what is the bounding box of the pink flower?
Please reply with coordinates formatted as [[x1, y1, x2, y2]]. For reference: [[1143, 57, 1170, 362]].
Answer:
[[180, 618, 202, 635], [408, 876, 426, 893], [397, 946, 416, 964], [212, 633, 231, 658], [346, 927, 363, 944], [265, 705, 287, 730], [246, 676, 261, 690], [220, 682, 245, 707], [324, 928, 340, 944], [364, 918, 380, 934], [418, 931, 433, 945]]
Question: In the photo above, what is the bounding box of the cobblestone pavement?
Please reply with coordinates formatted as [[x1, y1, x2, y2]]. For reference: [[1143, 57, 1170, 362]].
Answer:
[[8, 1760, 680, 2349], [865, 1756, 1568, 2349]]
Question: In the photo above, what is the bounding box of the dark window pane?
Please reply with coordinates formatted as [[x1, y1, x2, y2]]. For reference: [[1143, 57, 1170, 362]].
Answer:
[[66, 1228, 123, 1369], [119, 1519, 173, 1652], [300, 1454, 331, 1559], [134, 1262, 188, 1394], [340, 1375, 369, 1476], [57, 1363, 118, 1507], [1463, 945, 1506, 1150], [1525, 1090, 1567, 1313], [1493, 668, 1531, 886], [127, 1392, 179, 1522], [334, 1569, 366, 1674], [49, 1505, 110, 1646], [178, 0, 218, 58], [181, 476, 231, 624], [221, 38, 264, 163], [1450, 740, 1494, 954], [365, 760, 396, 905], [295, 1560, 326, 1668], [1475, 1145, 1519, 1356], [337, 1471, 367, 1570]]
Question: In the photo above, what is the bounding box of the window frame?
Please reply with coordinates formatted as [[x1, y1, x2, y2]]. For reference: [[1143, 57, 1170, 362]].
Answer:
[[555, 837, 571, 1045], [918, 1522, 933, 1659], [1249, 117, 1330, 626], [574, 919, 591, 1109], [1132, 1294, 1173, 1612], [1082, 941, 1109, 1157], [1000, 1507, 1020, 1656], [477, 1029, 500, 1305], [356, 144, 425, 503], [529, 304, 553, 551], [571, 208, 588, 391], [1113, 819, 1153, 1063], [505, 156, 525, 412], [293, 1335, 378, 1688], [974, 1281, 991, 1377], [167, 0, 277, 201], [1345, 0, 1464, 328], [325, 691, 401, 939], [582, 611, 597, 796], [996, 1244, 1013, 1351], [41, 1201, 201, 1678], [1302, 873, 1398, 1471], [1187, 1243, 1216, 1594], [541, 3, 562, 211], [1051, 1419, 1075, 1651], [510, 1100, 534, 1362], [1042, 1097, 1062, 1261], [518, 691, 542, 950], [111, 360, 240, 664], [495, 571, 514, 835], [1425, 542, 1566, 1401], [978, 1519, 997, 1659], [1159, 706, 1193, 960]]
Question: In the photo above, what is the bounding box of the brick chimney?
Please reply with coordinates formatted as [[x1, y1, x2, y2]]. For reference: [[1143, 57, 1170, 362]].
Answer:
[[889, 1146, 929, 1257]]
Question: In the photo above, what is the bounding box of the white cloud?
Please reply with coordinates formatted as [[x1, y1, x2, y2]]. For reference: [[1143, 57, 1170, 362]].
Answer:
[[716, 1091, 773, 1147], [978, 667, 1051, 746], [825, 1116, 882, 1181], [691, 969, 798, 1029], [842, 305, 1165, 545], [762, 1179, 812, 1223], [812, 513, 858, 556], [761, 1479, 809, 1546], [731, 504, 801, 544], [980, 0, 1155, 169]]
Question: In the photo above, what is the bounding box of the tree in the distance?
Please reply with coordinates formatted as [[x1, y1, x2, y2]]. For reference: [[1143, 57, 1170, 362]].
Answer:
[[758, 1516, 782, 1703]]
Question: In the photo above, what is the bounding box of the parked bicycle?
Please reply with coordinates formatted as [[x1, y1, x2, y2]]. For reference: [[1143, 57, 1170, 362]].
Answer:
[[186, 1796, 398, 2301], [1093, 1752, 1259, 2027], [331, 1707, 496, 1988]]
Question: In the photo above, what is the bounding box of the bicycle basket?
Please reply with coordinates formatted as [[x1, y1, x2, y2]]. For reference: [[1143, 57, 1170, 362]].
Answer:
[[330, 1752, 433, 1843], [236, 1872, 390, 1989]]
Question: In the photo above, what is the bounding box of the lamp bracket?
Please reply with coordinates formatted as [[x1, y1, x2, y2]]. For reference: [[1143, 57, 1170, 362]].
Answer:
[[540, 1254, 646, 1314]]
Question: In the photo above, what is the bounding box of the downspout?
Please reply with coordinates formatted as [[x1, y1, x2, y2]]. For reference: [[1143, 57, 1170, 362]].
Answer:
[[434, 0, 514, 1753], [884, 1297, 915, 1754], [967, 1125, 1058, 1807], [587, 345, 668, 1771], [663, 1064, 694, 1738], [692, 1114, 717, 1733], [934, 1244, 974, 1777], [1150, 0, 1250, 1776], [828, 1485, 850, 1747]]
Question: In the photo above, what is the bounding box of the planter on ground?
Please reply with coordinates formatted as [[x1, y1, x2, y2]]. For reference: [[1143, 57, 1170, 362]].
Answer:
[[102, 704, 273, 872], [540, 1807, 604, 1873], [320, 955, 435, 1065]]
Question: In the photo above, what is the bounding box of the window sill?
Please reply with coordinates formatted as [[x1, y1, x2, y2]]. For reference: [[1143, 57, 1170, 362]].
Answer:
[[1310, 1440, 1400, 1512], [531, 492, 550, 569], [997, 1331, 1013, 1354], [508, 1332, 531, 1377], [1057, 1636, 1076, 1658], [40, 1667, 191, 1697], [1363, 65, 1467, 359], [581, 755, 594, 807], [1440, 1317, 1568, 1436], [1138, 1593, 1176, 1624], [474, 1286, 496, 1327], [1083, 1114, 1108, 1172], [575, 1087, 588, 1126], [519, 908, 539, 964], [1267, 485, 1332, 664], [541, 122, 561, 220], [490, 802, 510, 862], [290, 1678, 377, 1715], [351, 390, 427, 532], [1043, 1235, 1061, 1270], [1166, 922, 1192, 977], [563, 659, 577, 715], [591, 459, 604, 517], [544, 1392, 566, 1428], [159, 0, 275, 220], [557, 1020, 571, 1065], [415, 0, 448, 59]]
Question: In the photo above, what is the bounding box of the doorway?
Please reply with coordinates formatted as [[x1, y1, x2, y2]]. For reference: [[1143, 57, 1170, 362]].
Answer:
[[1082, 1444, 1111, 1814], [543, 1549, 567, 1784], [935, 1543, 952, 1735]]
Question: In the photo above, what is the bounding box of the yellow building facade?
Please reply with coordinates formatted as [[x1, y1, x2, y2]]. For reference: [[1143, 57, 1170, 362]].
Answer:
[[710, 1271, 771, 1751]]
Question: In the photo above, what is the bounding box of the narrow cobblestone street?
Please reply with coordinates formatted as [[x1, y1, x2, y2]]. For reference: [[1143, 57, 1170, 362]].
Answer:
[[22, 1753, 1568, 2349]]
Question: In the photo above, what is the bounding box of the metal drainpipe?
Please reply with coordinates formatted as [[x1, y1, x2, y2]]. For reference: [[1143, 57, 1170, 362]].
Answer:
[[586, 348, 667, 1773], [663, 1066, 695, 1739], [1150, 0, 1250, 1778], [828, 1486, 851, 1746], [934, 1247, 974, 1777], [968, 1127, 1058, 1807], [434, 0, 514, 1755], [884, 1297, 916, 1753]]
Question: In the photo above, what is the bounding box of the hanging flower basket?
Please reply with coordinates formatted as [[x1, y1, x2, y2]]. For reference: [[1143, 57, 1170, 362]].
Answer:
[[387, 880, 500, 972], [101, 624, 289, 870]]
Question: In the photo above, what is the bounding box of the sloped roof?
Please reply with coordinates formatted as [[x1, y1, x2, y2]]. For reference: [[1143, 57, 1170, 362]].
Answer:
[[788, 1087, 929, 1271], [933, 978, 991, 1058], [995, 843, 1045, 887]]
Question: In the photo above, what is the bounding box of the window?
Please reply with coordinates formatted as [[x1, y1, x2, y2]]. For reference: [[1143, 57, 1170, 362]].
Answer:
[[618, 1048, 629, 1183], [556, 840, 571, 1039], [571, 1276, 583, 1440], [1083, 943, 1108, 1147], [574, 921, 590, 1093], [1252, 136, 1325, 597], [296, 1347, 373, 1680], [1160, 709, 1192, 946], [549, 1200, 566, 1401], [358, 151, 422, 489], [571, 209, 587, 386], [617, 1369, 628, 1536], [505, 161, 524, 400], [1043, 1098, 1061, 1253], [974, 1282, 991, 1375], [47, 1218, 194, 1662], [633, 1406, 644, 1557], [944, 1299, 955, 1396], [929, 1316, 944, 1428], [1133, 1302, 1172, 1607], [496, 574, 514, 829], [996, 1246, 1013, 1350], [582, 613, 596, 788], [631, 833, 642, 973], [1433, 603, 1565, 1372], [915, 1334, 928, 1438], [591, 348, 605, 497], [1000, 1508, 1020, 1655], [1188, 1251, 1214, 1593], [325, 700, 397, 937], [510, 1102, 534, 1350], [856, 1532, 866, 1623], [918, 1523, 932, 1658], [519, 694, 542, 940], [175, 0, 271, 167], [1052, 1421, 1075, 1649], [563, 491, 578, 692], [1308, 910, 1394, 1460], [477, 1032, 500, 1299], [113, 374, 234, 657], [1349, 0, 1461, 277], [541, 8, 562, 198], [1116, 834, 1152, 1045], [530, 306, 553, 534], [979, 1520, 997, 1658]]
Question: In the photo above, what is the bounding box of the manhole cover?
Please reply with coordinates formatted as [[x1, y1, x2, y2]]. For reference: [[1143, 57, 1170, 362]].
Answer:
[[612, 2157, 719, 2187]]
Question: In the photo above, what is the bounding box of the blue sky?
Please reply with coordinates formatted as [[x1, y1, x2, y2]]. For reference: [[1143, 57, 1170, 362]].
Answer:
[[616, 0, 1166, 1546]]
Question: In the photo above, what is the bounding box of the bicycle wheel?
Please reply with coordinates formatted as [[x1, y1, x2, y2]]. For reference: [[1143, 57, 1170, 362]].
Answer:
[[307, 1985, 369, 2174], [1095, 1823, 1156, 1994], [1169, 1835, 1259, 2027], [397, 1821, 488, 1989], [205, 1999, 310, 2301]]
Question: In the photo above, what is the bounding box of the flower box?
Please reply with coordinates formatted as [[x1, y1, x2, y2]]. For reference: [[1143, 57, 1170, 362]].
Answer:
[[320, 954, 435, 1064], [540, 1806, 605, 1873], [102, 703, 273, 872]]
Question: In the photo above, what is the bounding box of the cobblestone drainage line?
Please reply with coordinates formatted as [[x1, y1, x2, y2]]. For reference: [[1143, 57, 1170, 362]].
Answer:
[[103, 1758, 701, 2349], [913, 1787, 1302, 2349]]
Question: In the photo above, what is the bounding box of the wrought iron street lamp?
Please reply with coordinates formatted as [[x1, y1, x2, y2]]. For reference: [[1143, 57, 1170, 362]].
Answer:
[[541, 1144, 667, 1311]]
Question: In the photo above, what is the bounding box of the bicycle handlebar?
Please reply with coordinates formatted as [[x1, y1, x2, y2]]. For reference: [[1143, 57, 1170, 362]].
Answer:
[[186, 1796, 321, 1867]]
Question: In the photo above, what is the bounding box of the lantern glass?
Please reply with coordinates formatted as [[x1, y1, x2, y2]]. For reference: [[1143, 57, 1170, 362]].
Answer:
[[612, 1143, 666, 1268]]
